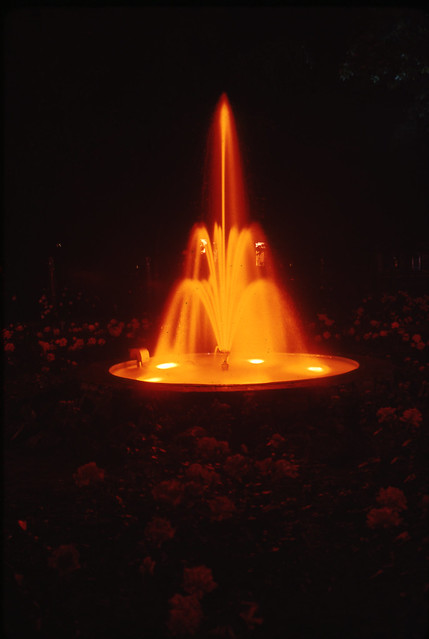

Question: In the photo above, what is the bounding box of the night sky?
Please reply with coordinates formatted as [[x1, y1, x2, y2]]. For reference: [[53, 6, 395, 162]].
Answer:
[[4, 7, 429, 304]]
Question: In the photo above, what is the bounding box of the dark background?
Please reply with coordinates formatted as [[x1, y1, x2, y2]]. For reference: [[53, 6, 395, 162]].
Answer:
[[4, 7, 429, 316]]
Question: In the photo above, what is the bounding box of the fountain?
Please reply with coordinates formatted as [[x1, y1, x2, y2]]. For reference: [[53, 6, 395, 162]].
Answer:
[[110, 95, 358, 391]]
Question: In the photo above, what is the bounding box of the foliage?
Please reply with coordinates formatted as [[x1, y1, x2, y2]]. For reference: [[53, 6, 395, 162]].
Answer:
[[3, 286, 428, 637]]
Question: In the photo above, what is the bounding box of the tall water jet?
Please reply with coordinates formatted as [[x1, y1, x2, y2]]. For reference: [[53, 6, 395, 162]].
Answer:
[[110, 95, 359, 390]]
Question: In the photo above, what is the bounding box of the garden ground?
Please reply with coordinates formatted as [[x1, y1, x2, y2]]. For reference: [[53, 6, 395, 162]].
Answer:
[[3, 289, 429, 638]]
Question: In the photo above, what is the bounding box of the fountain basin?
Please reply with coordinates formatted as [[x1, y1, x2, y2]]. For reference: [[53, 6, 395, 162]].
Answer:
[[108, 96, 361, 392], [109, 352, 359, 392]]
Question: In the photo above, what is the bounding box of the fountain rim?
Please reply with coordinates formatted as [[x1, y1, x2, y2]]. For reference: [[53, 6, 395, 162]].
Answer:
[[107, 352, 361, 393], [87, 354, 392, 394]]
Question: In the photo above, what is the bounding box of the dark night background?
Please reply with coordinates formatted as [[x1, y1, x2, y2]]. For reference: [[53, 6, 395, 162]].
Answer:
[[3, 9, 429, 639], [4, 7, 429, 318]]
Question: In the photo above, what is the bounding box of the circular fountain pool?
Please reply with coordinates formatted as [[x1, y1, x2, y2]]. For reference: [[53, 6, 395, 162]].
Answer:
[[108, 96, 361, 393], [109, 352, 359, 392]]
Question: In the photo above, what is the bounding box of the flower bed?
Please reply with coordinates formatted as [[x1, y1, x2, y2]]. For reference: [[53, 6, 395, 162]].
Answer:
[[4, 289, 428, 638]]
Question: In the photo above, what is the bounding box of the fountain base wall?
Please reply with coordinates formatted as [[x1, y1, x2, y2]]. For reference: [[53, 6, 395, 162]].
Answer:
[[109, 352, 359, 392]]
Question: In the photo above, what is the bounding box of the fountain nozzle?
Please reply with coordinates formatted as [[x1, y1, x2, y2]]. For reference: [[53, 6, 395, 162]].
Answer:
[[215, 347, 230, 371], [129, 348, 150, 368]]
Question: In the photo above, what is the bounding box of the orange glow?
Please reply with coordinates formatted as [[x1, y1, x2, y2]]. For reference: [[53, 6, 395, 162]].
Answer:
[[110, 353, 359, 387], [155, 95, 306, 363], [109, 94, 359, 389]]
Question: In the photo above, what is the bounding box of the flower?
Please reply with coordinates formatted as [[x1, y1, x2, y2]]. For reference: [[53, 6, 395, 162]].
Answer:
[[401, 408, 423, 428], [211, 399, 231, 412], [48, 544, 81, 576], [55, 338, 68, 347], [107, 319, 125, 337], [196, 437, 230, 459], [3, 329, 13, 340], [73, 462, 105, 487], [69, 338, 84, 351], [126, 318, 141, 338], [87, 337, 97, 346], [152, 479, 184, 506], [267, 433, 286, 449], [97, 338, 106, 346], [366, 507, 402, 529], [38, 340, 52, 353], [412, 334, 422, 343], [208, 496, 236, 521], [167, 594, 202, 636], [255, 457, 299, 479], [46, 352, 55, 362], [183, 565, 217, 598], [394, 531, 410, 542], [273, 459, 299, 479], [139, 556, 156, 576], [240, 602, 263, 630], [223, 454, 251, 480], [376, 407, 396, 423], [4, 342, 15, 352], [141, 317, 151, 330], [376, 487, 407, 512], [144, 517, 175, 547], [317, 313, 334, 326], [255, 457, 274, 475], [185, 463, 220, 486]]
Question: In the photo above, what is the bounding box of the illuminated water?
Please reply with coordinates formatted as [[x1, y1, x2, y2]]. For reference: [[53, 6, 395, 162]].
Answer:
[[110, 95, 358, 390]]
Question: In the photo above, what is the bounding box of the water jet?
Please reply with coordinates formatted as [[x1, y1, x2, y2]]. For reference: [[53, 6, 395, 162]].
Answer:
[[110, 95, 358, 391]]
